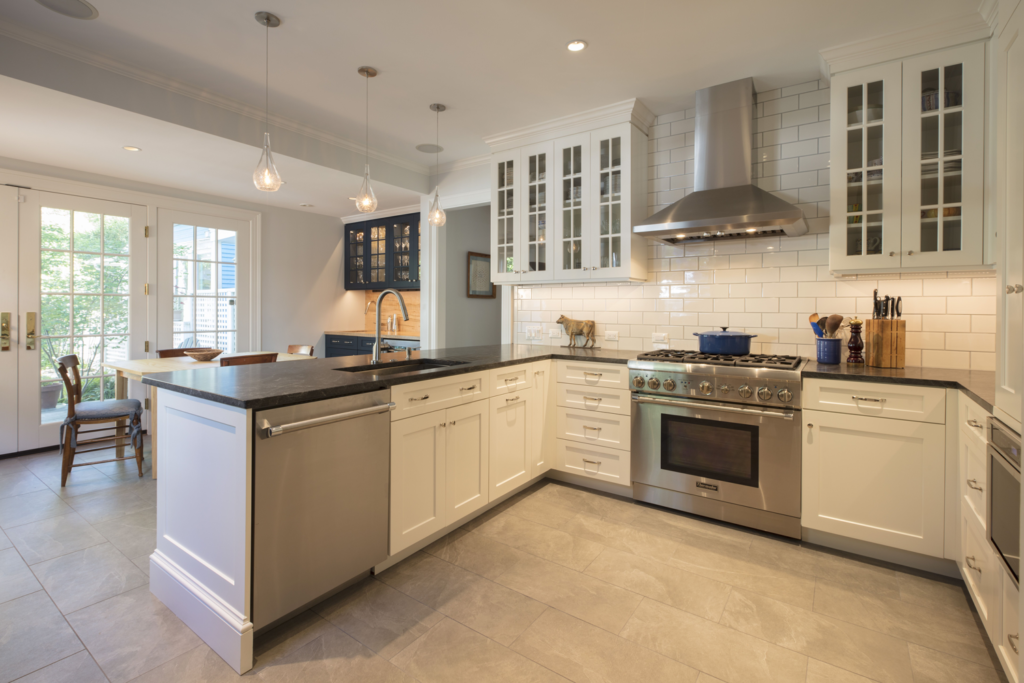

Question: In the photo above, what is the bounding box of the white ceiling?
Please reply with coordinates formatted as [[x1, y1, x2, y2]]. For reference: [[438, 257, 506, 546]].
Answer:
[[0, 75, 422, 217], [0, 0, 981, 169]]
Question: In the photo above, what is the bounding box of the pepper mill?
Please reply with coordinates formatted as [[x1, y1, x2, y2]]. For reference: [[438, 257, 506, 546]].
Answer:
[[847, 318, 865, 364]]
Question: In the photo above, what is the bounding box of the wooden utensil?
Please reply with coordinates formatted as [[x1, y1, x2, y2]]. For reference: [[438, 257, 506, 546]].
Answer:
[[824, 314, 844, 338], [809, 313, 823, 338]]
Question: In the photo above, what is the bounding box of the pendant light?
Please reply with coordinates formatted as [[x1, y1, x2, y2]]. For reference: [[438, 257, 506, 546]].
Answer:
[[252, 12, 283, 192], [352, 66, 378, 213], [428, 103, 447, 228]]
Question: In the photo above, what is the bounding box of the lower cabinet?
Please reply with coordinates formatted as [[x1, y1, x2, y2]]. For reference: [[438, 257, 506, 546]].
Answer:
[[489, 389, 533, 500], [390, 400, 489, 555], [529, 362, 554, 478], [557, 439, 629, 485], [802, 409, 946, 557], [1001, 573, 1020, 683], [961, 506, 1001, 634]]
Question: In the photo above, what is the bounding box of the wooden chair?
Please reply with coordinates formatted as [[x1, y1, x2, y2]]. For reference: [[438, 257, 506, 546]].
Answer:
[[157, 347, 213, 358], [287, 345, 314, 356], [57, 355, 144, 487], [220, 353, 278, 367]]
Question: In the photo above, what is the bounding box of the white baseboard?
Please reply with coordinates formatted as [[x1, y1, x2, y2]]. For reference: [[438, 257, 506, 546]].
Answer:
[[802, 528, 961, 579], [546, 468, 634, 498], [150, 552, 254, 674]]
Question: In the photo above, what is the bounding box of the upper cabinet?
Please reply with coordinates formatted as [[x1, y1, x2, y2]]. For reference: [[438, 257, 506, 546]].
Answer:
[[487, 101, 653, 284], [344, 212, 421, 290], [829, 42, 987, 272]]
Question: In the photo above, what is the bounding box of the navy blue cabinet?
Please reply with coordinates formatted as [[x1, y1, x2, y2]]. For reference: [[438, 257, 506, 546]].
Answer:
[[344, 212, 421, 290], [325, 334, 378, 358]]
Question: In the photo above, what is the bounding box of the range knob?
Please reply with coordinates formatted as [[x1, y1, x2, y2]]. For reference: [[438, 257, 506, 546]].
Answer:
[[719, 384, 731, 395], [632, 376, 646, 388], [647, 377, 661, 390], [699, 381, 714, 395], [757, 386, 773, 401], [738, 385, 753, 398], [778, 388, 793, 403], [662, 378, 676, 391]]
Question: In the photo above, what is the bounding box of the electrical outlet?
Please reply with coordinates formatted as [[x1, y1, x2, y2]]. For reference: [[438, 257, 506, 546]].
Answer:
[[605, 330, 619, 341], [526, 326, 542, 340], [548, 328, 562, 339], [652, 332, 668, 344], [653, 342, 670, 350]]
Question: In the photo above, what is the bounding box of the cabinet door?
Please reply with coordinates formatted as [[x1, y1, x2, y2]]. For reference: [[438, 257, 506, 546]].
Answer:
[[996, 7, 1024, 430], [491, 150, 521, 283], [489, 390, 532, 500], [445, 401, 489, 526], [529, 362, 553, 477], [387, 213, 421, 289], [519, 142, 554, 283], [390, 410, 446, 555], [960, 429, 988, 531], [830, 62, 904, 271], [803, 409, 945, 557], [901, 43, 985, 268], [553, 133, 592, 281], [961, 507, 1001, 632], [344, 223, 369, 290], [1000, 572, 1020, 683], [590, 123, 632, 279]]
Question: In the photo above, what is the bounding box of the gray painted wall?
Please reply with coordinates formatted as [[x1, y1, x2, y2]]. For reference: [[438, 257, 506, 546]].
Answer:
[[443, 205, 501, 348], [0, 155, 364, 359]]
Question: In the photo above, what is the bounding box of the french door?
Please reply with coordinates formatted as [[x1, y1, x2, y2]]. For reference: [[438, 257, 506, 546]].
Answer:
[[156, 209, 250, 354], [12, 190, 148, 453]]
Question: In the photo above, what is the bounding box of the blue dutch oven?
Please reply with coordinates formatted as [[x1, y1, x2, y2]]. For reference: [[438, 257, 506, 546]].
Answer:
[[692, 327, 757, 355]]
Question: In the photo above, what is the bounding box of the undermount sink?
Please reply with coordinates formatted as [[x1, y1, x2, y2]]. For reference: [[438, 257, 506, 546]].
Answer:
[[335, 358, 468, 377]]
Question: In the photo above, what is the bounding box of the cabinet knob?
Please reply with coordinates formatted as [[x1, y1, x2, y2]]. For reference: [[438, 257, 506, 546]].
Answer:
[[807, 423, 813, 428], [1008, 285, 1015, 294], [1009, 633, 1019, 655], [907, 250, 914, 256], [1016, 284, 1024, 294], [889, 251, 896, 257]]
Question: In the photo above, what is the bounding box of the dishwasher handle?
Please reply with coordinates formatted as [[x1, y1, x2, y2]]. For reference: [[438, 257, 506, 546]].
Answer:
[[262, 402, 396, 437], [632, 394, 794, 420]]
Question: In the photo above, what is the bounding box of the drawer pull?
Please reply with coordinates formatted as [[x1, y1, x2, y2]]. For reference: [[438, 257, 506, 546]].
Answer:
[[583, 396, 603, 403], [583, 371, 603, 378], [583, 425, 602, 434], [851, 396, 885, 403], [506, 396, 520, 403], [459, 385, 477, 391], [582, 459, 601, 466], [409, 395, 430, 402], [1009, 633, 1019, 655], [966, 419, 984, 429], [966, 479, 983, 492], [965, 556, 982, 573], [504, 376, 519, 384]]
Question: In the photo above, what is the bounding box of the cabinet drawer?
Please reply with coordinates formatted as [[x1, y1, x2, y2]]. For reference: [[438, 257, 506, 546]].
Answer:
[[961, 434, 988, 531], [557, 383, 630, 415], [556, 439, 629, 485], [490, 364, 534, 395], [557, 406, 630, 451], [961, 509, 1000, 630], [556, 361, 629, 390], [326, 335, 359, 350], [959, 391, 991, 445], [1001, 573, 1020, 683], [359, 338, 376, 351], [392, 373, 488, 421], [803, 378, 946, 424]]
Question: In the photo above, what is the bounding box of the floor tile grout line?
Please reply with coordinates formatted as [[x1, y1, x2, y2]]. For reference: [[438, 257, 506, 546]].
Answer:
[[8, 644, 92, 683]]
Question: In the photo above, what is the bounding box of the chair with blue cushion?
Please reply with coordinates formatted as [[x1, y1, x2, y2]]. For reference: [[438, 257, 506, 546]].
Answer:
[[57, 354, 144, 487]]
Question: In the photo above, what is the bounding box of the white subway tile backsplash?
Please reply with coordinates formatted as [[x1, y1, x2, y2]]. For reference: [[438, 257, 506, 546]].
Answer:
[[799, 88, 830, 108], [947, 296, 996, 315], [746, 268, 781, 283], [780, 139, 818, 159], [781, 171, 819, 189], [798, 120, 830, 140], [763, 283, 799, 298], [714, 269, 747, 284], [922, 350, 971, 370], [779, 266, 818, 282], [763, 95, 800, 116], [730, 254, 763, 269], [762, 252, 800, 268], [699, 255, 731, 270], [762, 127, 799, 146], [782, 108, 818, 128]]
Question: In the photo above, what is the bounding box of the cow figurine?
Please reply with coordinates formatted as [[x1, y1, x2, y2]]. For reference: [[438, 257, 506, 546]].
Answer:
[[556, 315, 597, 348]]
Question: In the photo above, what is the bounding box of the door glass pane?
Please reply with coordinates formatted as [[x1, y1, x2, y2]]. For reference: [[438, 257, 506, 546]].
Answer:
[[41, 251, 70, 293], [866, 81, 883, 120], [847, 129, 862, 170], [600, 239, 609, 268], [921, 116, 939, 160], [922, 68, 940, 111], [196, 227, 216, 261], [921, 215, 938, 252], [944, 111, 962, 156], [600, 139, 609, 170], [847, 84, 863, 125], [944, 160, 962, 203], [104, 216, 130, 254], [217, 230, 237, 263], [42, 208, 70, 250], [73, 254, 102, 293], [943, 216, 962, 251], [945, 64, 963, 107], [73, 212, 102, 252], [170, 224, 239, 355], [921, 163, 939, 205], [866, 171, 882, 211], [866, 126, 883, 167], [865, 214, 883, 255], [173, 223, 194, 259]]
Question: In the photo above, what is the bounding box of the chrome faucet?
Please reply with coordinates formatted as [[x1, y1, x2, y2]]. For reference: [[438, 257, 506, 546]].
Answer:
[[372, 289, 409, 363]]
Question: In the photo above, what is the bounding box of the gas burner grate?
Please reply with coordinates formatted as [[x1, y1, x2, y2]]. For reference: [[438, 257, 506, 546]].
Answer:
[[735, 354, 802, 370], [635, 350, 803, 370]]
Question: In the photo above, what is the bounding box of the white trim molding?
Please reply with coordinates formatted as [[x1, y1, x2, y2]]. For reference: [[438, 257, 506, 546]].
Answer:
[[483, 99, 656, 152], [820, 10, 994, 75], [340, 204, 422, 224], [434, 154, 490, 175]]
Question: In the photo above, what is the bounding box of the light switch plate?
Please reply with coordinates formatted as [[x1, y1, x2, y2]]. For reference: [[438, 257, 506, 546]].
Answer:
[[652, 332, 668, 344], [526, 326, 542, 340], [605, 330, 619, 341], [548, 328, 562, 339]]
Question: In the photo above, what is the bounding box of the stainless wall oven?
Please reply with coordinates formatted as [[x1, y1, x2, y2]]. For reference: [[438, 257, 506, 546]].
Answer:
[[989, 417, 1021, 586]]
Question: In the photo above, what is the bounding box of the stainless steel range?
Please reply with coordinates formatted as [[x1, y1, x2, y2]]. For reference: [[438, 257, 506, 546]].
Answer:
[[629, 350, 806, 538]]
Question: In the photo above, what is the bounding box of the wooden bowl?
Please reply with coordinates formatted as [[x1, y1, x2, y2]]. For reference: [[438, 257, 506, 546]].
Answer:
[[184, 349, 223, 362]]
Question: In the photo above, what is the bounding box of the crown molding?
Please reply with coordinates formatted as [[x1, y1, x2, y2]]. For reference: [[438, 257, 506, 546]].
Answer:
[[340, 203, 422, 224], [0, 19, 430, 176], [483, 98, 657, 152], [977, 0, 999, 32], [820, 10, 993, 75], [434, 154, 489, 175]]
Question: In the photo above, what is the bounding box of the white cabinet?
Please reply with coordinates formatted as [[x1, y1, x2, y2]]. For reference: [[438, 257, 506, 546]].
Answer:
[[489, 389, 533, 500], [488, 106, 650, 284], [529, 361, 554, 478], [996, 5, 1024, 432], [803, 409, 946, 557], [445, 401, 490, 527], [961, 506, 1001, 633], [830, 43, 987, 272], [960, 432, 988, 530], [1001, 572, 1020, 683], [803, 378, 946, 423]]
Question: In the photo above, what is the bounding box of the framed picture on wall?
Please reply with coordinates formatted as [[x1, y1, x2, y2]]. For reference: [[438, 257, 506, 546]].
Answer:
[[467, 252, 495, 298]]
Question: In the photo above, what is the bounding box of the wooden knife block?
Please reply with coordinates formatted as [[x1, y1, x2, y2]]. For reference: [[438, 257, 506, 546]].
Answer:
[[865, 319, 906, 368]]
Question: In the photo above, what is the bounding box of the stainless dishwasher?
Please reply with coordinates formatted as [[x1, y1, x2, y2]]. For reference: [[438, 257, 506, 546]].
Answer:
[[253, 389, 393, 630]]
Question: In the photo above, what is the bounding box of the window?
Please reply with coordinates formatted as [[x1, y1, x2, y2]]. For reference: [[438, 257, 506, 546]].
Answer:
[[172, 223, 238, 353]]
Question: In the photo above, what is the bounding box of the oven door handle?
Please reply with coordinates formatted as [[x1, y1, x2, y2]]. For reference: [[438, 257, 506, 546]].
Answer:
[[632, 394, 795, 420]]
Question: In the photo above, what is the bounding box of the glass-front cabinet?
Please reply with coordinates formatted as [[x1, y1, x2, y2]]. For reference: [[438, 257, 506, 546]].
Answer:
[[830, 43, 986, 272], [344, 212, 420, 290], [490, 119, 647, 284]]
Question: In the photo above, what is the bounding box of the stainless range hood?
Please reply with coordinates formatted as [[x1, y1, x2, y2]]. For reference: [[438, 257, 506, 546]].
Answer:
[[634, 78, 807, 244]]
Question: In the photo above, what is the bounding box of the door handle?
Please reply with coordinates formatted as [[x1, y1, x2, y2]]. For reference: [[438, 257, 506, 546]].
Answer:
[[261, 402, 396, 437], [965, 556, 982, 573], [1, 312, 9, 351], [851, 395, 885, 403], [25, 312, 36, 351], [1009, 633, 1019, 655], [966, 419, 983, 429], [966, 479, 983, 491]]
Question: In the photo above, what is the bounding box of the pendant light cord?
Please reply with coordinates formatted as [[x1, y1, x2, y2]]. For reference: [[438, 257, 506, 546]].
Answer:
[[264, 22, 269, 135], [365, 73, 369, 168], [435, 108, 439, 182]]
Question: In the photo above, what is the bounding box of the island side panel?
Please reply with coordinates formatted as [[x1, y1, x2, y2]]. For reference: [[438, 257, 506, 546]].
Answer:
[[149, 388, 254, 674]]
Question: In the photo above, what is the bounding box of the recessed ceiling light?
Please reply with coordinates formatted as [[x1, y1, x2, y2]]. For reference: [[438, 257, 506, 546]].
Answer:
[[123, 146, 141, 152], [567, 40, 588, 52], [34, 0, 98, 20], [416, 143, 443, 154], [300, 203, 314, 207]]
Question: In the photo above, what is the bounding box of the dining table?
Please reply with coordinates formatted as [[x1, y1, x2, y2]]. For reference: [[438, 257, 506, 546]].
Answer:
[[101, 351, 316, 478]]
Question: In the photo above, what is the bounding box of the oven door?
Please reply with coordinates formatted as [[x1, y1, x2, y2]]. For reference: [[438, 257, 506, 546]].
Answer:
[[989, 445, 1020, 586], [632, 394, 801, 517]]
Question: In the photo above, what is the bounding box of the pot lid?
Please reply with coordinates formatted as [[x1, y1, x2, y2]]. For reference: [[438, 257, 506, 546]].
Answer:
[[694, 327, 756, 337]]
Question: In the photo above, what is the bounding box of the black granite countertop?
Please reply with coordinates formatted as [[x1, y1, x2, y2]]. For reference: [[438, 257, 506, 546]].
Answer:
[[325, 330, 420, 341], [143, 343, 997, 414], [802, 362, 995, 413], [142, 344, 636, 410]]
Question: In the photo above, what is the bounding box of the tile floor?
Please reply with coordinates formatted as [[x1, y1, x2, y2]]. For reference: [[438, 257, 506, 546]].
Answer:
[[0, 443, 1010, 683]]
